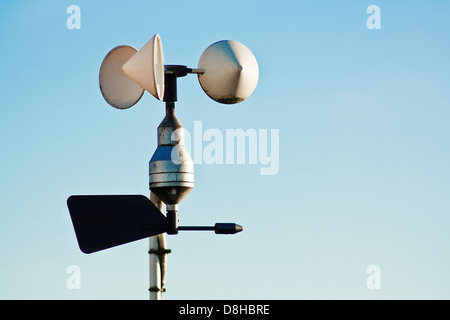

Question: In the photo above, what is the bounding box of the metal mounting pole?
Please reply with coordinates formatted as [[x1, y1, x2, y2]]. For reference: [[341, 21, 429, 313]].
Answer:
[[149, 192, 171, 300]]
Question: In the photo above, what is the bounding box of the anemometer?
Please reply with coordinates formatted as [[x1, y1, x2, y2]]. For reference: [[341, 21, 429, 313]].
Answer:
[[67, 34, 259, 298], [98, 34, 258, 108]]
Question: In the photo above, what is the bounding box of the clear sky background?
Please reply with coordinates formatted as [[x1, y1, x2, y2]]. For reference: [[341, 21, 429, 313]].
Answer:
[[0, 0, 449, 299]]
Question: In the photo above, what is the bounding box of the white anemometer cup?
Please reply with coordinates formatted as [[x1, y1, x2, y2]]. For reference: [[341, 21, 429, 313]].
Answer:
[[122, 34, 165, 101], [198, 40, 259, 104], [99, 45, 145, 109]]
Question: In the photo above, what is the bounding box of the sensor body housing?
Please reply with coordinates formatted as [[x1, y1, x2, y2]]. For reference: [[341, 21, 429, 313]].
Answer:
[[149, 104, 194, 206]]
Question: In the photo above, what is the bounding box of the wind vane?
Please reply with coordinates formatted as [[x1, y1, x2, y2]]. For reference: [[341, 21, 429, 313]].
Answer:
[[67, 34, 258, 299]]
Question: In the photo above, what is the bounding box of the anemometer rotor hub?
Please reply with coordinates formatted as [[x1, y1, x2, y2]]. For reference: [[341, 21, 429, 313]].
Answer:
[[163, 65, 204, 102], [164, 65, 190, 77]]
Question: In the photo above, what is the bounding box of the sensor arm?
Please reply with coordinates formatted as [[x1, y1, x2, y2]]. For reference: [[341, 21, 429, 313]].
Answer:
[[178, 223, 243, 234], [165, 205, 243, 235], [188, 68, 205, 74], [164, 65, 204, 76]]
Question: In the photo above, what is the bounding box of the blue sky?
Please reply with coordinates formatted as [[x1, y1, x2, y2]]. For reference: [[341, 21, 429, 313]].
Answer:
[[1, 0, 449, 299]]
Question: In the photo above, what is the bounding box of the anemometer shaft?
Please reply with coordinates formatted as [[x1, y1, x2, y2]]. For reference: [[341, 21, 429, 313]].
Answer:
[[166, 205, 178, 235], [163, 72, 178, 102]]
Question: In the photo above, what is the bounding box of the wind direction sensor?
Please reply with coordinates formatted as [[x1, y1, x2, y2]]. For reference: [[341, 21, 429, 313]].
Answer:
[[67, 194, 242, 254], [68, 195, 166, 254], [68, 34, 258, 298]]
